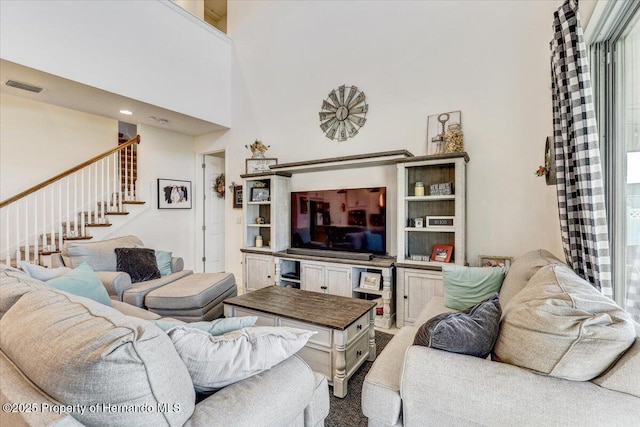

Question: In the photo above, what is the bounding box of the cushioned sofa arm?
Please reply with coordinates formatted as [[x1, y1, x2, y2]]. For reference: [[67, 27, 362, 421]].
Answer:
[[401, 346, 640, 426], [171, 257, 184, 273], [185, 355, 316, 427], [94, 271, 132, 300]]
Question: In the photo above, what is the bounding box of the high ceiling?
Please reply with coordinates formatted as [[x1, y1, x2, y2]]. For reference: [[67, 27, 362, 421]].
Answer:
[[0, 60, 227, 137]]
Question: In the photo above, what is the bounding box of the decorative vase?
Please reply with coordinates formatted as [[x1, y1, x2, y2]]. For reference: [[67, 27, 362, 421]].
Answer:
[[444, 124, 464, 153]]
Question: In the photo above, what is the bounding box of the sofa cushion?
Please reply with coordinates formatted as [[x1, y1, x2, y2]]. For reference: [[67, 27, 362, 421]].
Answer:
[[62, 235, 143, 271], [499, 249, 563, 309], [414, 293, 501, 359], [122, 270, 193, 308], [167, 326, 315, 393], [19, 262, 71, 281], [493, 264, 636, 381], [1, 350, 83, 427], [145, 273, 235, 310], [442, 264, 505, 310], [0, 265, 46, 318], [115, 247, 161, 283], [0, 288, 195, 426], [47, 262, 112, 306], [592, 323, 640, 398]]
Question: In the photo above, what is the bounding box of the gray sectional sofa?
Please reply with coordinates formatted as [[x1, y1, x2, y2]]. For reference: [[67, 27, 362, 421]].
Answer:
[[0, 265, 329, 426], [362, 250, 640, 426], [53, 235, 193, 306]]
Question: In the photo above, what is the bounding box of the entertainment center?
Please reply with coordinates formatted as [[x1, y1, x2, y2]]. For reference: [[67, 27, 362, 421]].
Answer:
[[240, 150, 468, 329]]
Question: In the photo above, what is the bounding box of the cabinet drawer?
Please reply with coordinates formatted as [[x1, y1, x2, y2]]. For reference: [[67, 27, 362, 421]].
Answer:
[[296, 345, 332, 379], [346, 312, 369, 343], [279, 318, 331, 348], [346, 333, 369, 375], [231, 307, 277, 327]]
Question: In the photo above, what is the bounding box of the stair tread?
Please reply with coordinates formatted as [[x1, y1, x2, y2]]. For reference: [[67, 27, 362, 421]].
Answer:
[[64, 236, 92, 241], [86, 223, 112, 227], [122, 201, 145, 205], [105, 211, 129, 215]]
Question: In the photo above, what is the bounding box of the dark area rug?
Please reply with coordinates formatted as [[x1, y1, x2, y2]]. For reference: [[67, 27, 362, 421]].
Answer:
[[325, 331, 394, 427]]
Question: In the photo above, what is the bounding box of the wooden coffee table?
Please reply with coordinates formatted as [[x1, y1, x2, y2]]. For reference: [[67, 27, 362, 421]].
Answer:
[[223, 286, 376, 398]]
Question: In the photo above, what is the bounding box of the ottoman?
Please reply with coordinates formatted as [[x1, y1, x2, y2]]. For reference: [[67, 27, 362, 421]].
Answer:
[[145, 273, 237, 322]]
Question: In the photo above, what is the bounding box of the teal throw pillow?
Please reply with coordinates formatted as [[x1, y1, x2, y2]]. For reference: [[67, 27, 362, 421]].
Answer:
[[47, 262, 112, 307], [154, 316, 258, 336], [442, 264, 506, 311], [155, 250, 173, 276]]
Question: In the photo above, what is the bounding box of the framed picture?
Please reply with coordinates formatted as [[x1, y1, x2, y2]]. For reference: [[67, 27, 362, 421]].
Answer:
[[431, 244, 453, 263], [250, 187, 270, 202], [246, 158, 278, 174], [158, 179, 192, 209], [478, 255, 513, 269], [426, 110, 461, 155], [360, 272, 382, 291], [233, 185, 243, 209]]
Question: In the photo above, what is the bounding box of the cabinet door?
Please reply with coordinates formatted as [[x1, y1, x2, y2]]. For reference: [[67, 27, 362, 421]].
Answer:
[[301, 263, 326, 293], [326, 265, 351, 297], [244, 254, 273, 292], [404, 270, 443, 324]]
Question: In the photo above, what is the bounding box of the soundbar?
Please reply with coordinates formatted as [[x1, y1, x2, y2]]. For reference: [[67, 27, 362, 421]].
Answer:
[[286, 248, 373, 261]]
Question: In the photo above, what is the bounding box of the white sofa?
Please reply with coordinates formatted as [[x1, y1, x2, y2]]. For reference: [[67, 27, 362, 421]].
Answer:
[[0, 265, 329, 426], [362, 250, 640, 426]]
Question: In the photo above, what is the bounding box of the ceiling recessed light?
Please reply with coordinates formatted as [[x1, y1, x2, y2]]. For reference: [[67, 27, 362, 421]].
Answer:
[[149, 116, 157, 121], [119, 109, 133, 115], [158, 119, 169, 125]]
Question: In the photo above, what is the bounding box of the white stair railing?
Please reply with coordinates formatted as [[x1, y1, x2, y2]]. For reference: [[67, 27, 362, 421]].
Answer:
[[0, 136, 140, 266]]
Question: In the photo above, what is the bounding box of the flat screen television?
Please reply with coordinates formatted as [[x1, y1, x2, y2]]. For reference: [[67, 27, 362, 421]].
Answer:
[[291, 187, 386, 254]]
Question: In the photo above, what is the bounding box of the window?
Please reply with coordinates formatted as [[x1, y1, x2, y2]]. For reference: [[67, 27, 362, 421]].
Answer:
[[588, 0, 640, 322]]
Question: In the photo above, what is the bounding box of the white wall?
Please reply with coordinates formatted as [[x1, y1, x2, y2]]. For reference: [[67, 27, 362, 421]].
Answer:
[[116, 125, 198, 270], [0, 93, 117, 200], [0, 0, 231, 127], [197, 0, 566, 282]]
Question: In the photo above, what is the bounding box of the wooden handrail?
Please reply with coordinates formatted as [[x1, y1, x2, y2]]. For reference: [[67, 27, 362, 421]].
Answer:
[[0, 135, 141, 209]]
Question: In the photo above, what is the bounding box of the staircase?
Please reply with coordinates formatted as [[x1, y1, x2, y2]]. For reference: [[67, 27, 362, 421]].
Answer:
[[0, 136, 145, 267]]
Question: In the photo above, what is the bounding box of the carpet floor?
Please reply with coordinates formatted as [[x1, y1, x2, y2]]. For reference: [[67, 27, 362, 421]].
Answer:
[[325, 331, 394, 427]]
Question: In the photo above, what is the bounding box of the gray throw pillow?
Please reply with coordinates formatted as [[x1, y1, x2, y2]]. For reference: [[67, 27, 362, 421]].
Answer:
[[414, 293, 501, 359], [115, 247, 161, 283]]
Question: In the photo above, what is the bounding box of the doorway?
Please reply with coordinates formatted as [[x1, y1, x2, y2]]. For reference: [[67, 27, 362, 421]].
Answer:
[[202, 152, 225, 272]]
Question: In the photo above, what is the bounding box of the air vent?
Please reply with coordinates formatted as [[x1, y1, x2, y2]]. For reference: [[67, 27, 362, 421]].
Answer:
[[5, 79, 44, 93]]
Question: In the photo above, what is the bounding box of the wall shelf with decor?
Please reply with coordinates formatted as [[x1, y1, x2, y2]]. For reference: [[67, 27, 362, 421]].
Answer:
[[395, 152, 468, 327], [240, 173, 291, 293]]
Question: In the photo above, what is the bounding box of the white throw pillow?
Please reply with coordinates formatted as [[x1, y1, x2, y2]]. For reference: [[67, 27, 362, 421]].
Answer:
[[19, 262, 71, 281], [167, 326, 316, 393]]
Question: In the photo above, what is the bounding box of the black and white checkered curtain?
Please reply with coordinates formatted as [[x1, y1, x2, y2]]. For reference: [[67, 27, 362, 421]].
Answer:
[[551, 0, 612, 296]]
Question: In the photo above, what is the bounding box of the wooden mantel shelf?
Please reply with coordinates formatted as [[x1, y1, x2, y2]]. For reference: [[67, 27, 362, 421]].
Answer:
[[269, 149, 414, 174]]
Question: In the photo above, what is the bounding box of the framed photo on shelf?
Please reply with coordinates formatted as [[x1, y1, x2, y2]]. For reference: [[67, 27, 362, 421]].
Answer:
[[250, 187, 270, 202], [431, 244, 453, 263], [360, 272, 382, 290], [246, 158, 278, 174], [157, 179, 192, 209], [232, 185, 243, 209], [478, 255, 513, 269]]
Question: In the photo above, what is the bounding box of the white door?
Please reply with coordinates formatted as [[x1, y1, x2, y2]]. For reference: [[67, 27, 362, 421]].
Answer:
[[204, 154, 225, 272]]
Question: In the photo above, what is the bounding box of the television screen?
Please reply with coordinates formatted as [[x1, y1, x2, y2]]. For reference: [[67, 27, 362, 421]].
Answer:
[[291, 187, 386, 254]]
